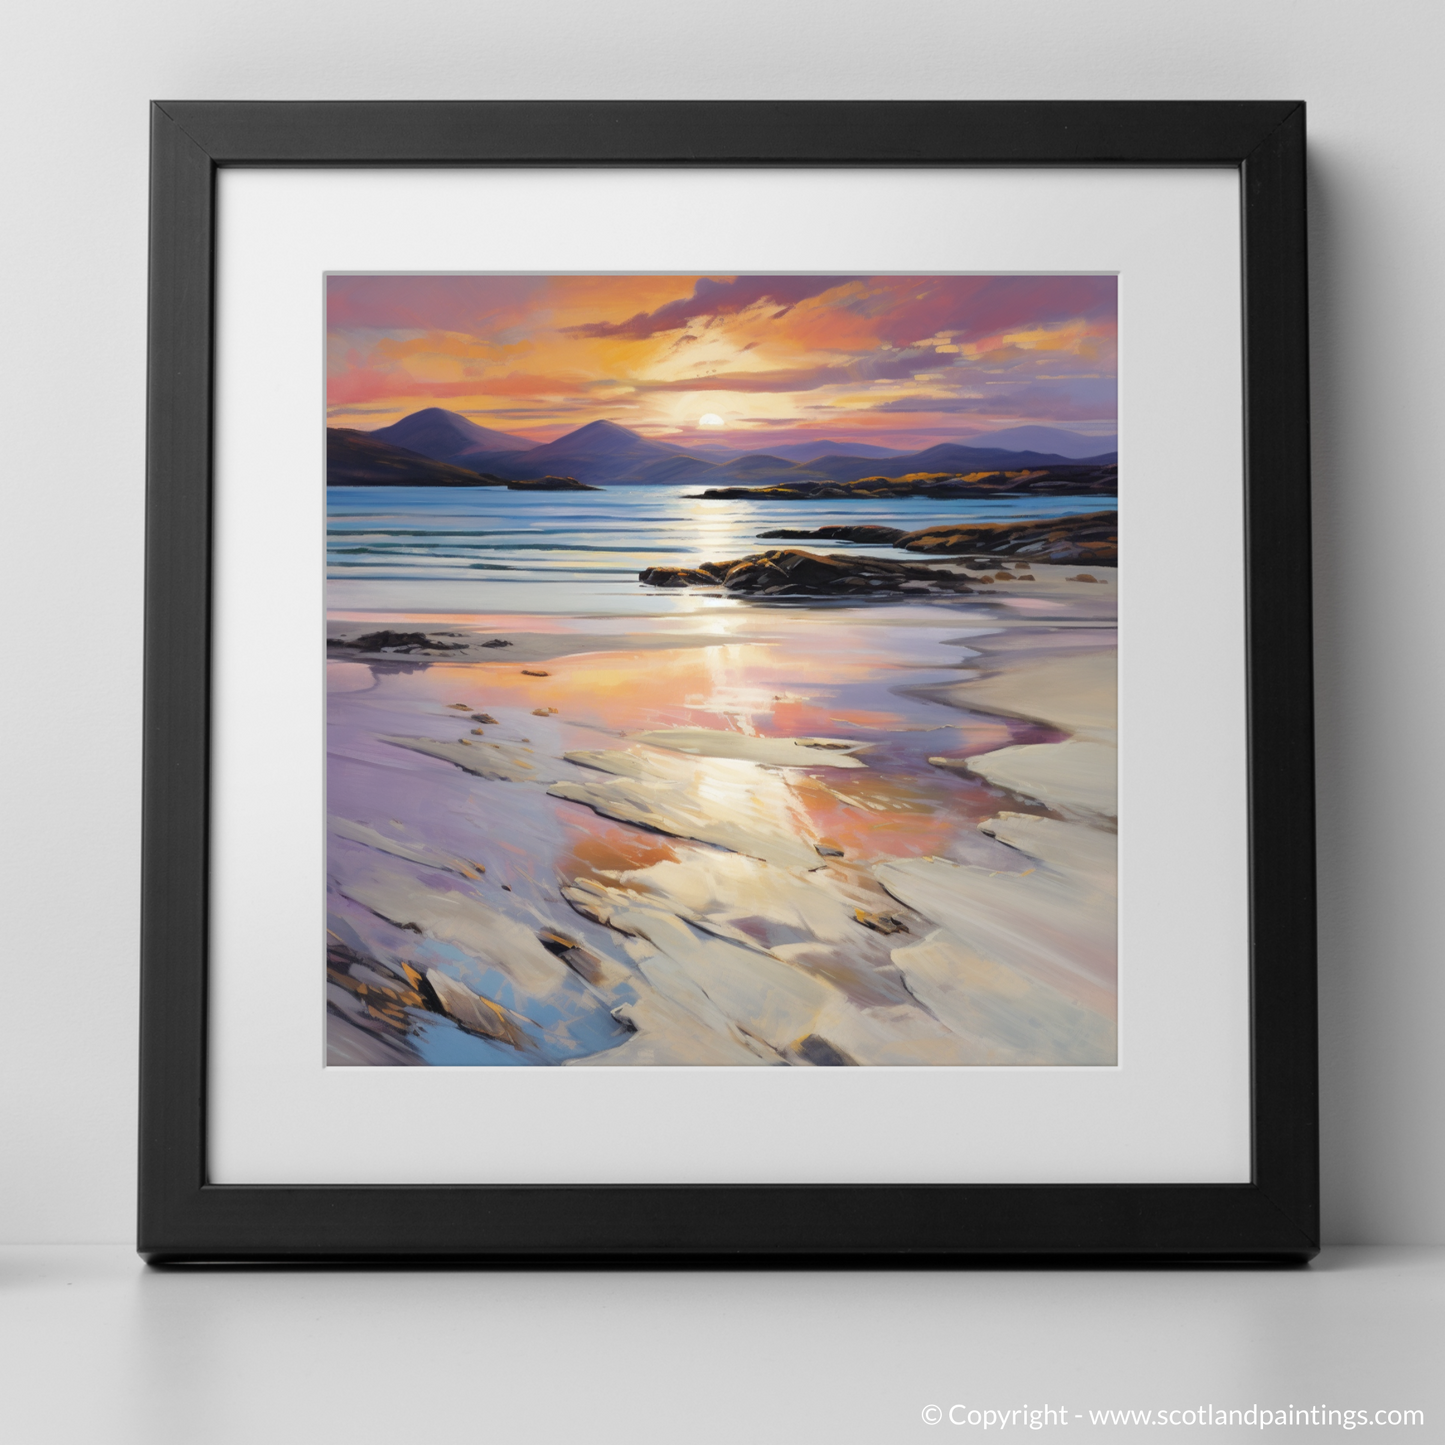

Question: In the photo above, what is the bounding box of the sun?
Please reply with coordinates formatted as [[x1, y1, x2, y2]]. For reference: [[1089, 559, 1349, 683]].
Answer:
[[697, 413, 726, 428]]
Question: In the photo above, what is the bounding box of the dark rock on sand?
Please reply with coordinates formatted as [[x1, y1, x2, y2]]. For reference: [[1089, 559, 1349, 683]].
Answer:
[[854, 908, 910, 935], [640, 548, 974, 598], [895, 511, 1117, 566], [849, 913, 907, 936], [746, 512, 1116, 567], [329, 629, 468, 653], [757, 524, 906, 545], [326, 942, 468, 1064], [793, 1034, 858, 1066]]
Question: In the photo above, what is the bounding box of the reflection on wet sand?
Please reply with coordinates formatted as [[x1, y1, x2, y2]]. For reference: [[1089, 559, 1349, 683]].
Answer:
[[327, 590, 1117, 1067]]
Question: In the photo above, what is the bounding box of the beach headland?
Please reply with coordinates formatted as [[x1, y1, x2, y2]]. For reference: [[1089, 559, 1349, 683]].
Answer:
[[689, 464, 1116, 501], [754, 511, 1117, 567]]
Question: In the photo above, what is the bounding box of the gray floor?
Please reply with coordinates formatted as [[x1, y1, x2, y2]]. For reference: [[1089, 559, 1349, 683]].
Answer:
[[1, 1247, 1440, 1442]]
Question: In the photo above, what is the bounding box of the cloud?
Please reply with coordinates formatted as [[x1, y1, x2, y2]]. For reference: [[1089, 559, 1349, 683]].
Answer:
[[327, 273, 1117, 442], [564, 275, 860, 340], [867, 387, 1115, 424], [844, 276, 1117, 349], [327, 275, 549, 332]]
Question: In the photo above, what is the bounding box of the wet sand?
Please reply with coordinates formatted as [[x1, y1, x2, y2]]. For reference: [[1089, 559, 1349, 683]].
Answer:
[[326, 576, 1118, 1068]]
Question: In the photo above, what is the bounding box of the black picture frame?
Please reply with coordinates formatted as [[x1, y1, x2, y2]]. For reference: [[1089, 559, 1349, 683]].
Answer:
[[141, 100, 1316, 1264]]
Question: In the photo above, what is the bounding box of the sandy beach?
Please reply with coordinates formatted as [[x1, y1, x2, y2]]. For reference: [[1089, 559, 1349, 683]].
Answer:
[[326, 564, 1118, 1068]]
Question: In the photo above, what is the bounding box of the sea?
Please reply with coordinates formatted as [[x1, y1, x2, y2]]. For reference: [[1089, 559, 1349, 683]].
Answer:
[[326, 482, 1117, 615]]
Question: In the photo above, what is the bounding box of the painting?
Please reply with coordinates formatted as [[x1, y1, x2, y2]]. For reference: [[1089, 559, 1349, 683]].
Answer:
[[324, 273, 1118, 1068]]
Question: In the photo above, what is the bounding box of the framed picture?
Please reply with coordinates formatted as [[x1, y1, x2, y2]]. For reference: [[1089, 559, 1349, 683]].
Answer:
[[140, 101, 1316, 1262]]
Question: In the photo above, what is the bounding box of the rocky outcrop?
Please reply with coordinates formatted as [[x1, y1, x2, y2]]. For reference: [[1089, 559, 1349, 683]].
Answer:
[[757, 524, 906, 545], [504, 475, 601, 491], [691, 464, 1116, 501], [895, 512, 1116, 565], [327, 629, 467, 654], [326, 427, 510, 487], [752, 512, 1115, 566], [639, 548, 974, 597]]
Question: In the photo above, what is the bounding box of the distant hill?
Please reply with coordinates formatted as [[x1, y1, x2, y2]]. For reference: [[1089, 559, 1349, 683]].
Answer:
[[959, 425, 1117, 459], [347, 413, 1116, 488], [708, 454, 828, 484], [695, 464, 1118, 502], [681, 437, 905, 463], [486, 418, 696, 484], [803, 442, 1116, 482], [326, 428, 506, 487], [367, 407, 539, 466], [756, 438, 906, 463], [623, 454, 721, 485]]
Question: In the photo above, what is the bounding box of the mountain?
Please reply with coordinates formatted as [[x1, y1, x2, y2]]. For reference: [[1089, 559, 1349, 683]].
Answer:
[[802, 442, 1116, 482], [957, 426, 1117, 459], [489, 418, 697, 484], [367, 407, 539, 466], [623, 454, 722, 485], [676, 442, 743, 461], [326, 428, 505, 487], [370, 415, 1119, 488], [684, 438, 905, 463], [708, 454, 828, 484], [764, 439, 906, 462]]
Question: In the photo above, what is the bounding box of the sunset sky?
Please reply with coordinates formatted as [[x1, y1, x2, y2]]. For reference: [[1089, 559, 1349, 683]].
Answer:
[[326, 274, 1117, 449]]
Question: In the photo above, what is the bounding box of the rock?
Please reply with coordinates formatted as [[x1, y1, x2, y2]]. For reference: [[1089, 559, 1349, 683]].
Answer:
[[470, 728, 486, 735], [535, 928, 619, 986], [471, 713, 499, 724], [895, 512, 1117, 566], [1070, 573, 1101, 583], [447, 703, 472, 710], [521, 669, 550, 677], [531, 707, 558, 716], [331, 630, 467, 654], [425, 969, 527, 1046], [855, 908, 910, 935], [326, 943, 434, 1062], [814, 843, 846, 857], [641, 548, 973, 599], [504, 475, 602, 491], [480, 639, 512, 649], [755, 524, 906, 545], [637, 565, 720, 588], [793, 1034, 857, 1066]]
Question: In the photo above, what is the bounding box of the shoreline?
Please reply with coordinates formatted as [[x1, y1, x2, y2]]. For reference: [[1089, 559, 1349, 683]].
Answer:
[[326, 588, 1117, 1069]]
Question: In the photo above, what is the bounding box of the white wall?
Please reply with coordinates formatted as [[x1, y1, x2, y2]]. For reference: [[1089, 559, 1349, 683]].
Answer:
[[1, 0, 1439, 1245]]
